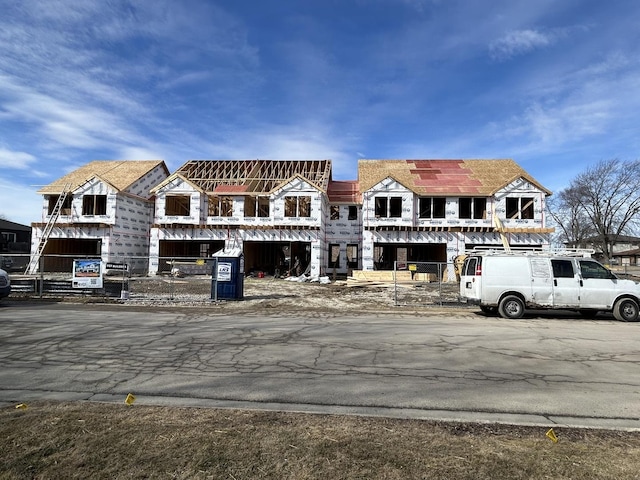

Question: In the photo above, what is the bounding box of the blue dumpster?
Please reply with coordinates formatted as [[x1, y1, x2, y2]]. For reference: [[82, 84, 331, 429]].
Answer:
[[211, 248, 244, 300]]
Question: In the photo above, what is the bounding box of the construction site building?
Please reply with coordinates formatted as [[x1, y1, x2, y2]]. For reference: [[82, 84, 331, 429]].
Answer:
[[31, 160, 169, 273], [30, 158, 552, 279], [148, 159, 345, 276], [358, 159, 553, 279]]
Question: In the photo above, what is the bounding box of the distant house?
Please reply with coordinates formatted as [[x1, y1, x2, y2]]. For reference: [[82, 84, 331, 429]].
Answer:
[[0, 218, 31, 252], [32, 160, 169, 272], [566, 235, 640, 262], [0, 218, 32, 270], [612, 248, 640, 266]]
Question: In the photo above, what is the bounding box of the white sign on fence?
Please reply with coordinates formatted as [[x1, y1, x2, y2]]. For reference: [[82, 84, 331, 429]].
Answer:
[[217, 262, 232, 282], [72, 259, 104, 289]]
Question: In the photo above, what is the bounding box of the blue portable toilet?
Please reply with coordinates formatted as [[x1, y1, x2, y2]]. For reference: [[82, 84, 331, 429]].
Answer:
[[211, 248, 244, 300]]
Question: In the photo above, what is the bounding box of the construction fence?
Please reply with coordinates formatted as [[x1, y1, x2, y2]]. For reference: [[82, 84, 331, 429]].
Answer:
[[3, 253, 464, 307]]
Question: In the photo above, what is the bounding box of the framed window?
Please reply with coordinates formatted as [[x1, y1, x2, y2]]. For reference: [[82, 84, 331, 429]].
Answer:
[[328, 244, 340, 268], [348, 206, 357, 220], [330, 205, 340, 220], [418, 197, 446, 219], [82, 195, 107, 215], [506, 197, 534, 219], [208, 196, 233, 217], [284, 196, 311, 217], [48, 194, 72, 215], [1, 232, 16, 243], [244, 196, 270, 217], [346, 244, 358, 268], [389, 197, 402, 218], [375, 197, 388, 217], [244, 196, 256, 217], [459, 197, 486, 219], [165, 195, 191, 216], [375, 197, 402, 218], [258, 197, 270, 217]]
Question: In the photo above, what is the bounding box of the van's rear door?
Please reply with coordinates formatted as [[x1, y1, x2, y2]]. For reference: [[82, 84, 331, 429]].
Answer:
[[460, 256, 481, 301]]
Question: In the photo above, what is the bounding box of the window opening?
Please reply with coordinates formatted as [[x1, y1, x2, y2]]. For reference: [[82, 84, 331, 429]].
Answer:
[[284, 196, 311, 217], [48, 195, 72, 215], [208, 196, 232, 217], [375, 197, 387, 217], [328, 244, 340, 268], [346, 244, 358, 268], [165, 195, 190, 216], [389, 197, 402, 218]]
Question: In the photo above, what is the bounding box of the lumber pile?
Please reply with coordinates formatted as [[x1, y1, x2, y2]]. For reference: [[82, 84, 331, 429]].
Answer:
[[338, 270, 439, 288]]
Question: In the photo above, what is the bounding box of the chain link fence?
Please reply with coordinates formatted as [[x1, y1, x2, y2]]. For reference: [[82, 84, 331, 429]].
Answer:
[[4, 253, 465, 307], [392, 261, 462, 307]]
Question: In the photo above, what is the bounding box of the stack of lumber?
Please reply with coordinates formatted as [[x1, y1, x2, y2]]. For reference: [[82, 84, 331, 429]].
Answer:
[[339, 270, 438, 288]]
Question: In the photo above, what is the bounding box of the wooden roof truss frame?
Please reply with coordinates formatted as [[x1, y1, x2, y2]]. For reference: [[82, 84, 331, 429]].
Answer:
[[176, 160, 332, 194]]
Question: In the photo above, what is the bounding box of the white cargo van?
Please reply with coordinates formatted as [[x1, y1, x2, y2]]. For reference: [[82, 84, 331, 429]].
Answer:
[[459, 250, 640, 321]]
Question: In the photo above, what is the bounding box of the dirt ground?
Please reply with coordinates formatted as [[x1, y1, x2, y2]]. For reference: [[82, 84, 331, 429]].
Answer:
[[118, 275, 464, 313]]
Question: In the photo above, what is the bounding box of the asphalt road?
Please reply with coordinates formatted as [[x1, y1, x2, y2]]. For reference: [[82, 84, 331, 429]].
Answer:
[[1, 301, 639, 430]]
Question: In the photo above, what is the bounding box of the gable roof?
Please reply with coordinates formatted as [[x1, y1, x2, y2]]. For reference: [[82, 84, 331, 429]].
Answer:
[[0, 218, 31, 232], [37, 160, 168, 194], [149, 172, 205, 194], [358, 159, 551, 196], [174, 159, 332, 193]]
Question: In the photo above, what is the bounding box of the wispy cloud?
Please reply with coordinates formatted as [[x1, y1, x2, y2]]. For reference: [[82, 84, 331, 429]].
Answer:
[[0, 147, 37, 169], [489, 29, 555, 60]]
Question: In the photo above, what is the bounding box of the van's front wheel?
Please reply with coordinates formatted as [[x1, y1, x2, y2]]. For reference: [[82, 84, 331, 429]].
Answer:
[[613, 298, 640, 322], [498, 295, 525, 319]]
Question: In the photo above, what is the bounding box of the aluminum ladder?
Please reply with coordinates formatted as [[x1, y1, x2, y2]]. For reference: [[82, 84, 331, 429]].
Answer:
[[25, 184, 72, 274]]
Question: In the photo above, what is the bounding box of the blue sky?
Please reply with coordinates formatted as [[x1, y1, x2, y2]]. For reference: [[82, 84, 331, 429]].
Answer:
[[1, 0, 640, 225]]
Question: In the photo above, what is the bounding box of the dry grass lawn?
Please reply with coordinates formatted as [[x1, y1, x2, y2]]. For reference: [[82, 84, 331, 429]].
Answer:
[[2, 401, 640, 479]]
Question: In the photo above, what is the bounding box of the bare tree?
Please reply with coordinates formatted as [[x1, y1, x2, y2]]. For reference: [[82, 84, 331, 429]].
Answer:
[[559, 159, 640, 261], [546, 192, 596, 248]]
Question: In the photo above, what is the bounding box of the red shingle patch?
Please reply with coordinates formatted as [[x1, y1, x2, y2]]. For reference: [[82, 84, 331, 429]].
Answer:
[[327, 180, 361, 203], [213, 185, 248, 193]]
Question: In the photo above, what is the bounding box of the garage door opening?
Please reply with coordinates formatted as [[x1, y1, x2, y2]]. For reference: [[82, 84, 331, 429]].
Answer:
[[41, 239, 102, 272], [243, 241, 311, 277], [158, 240, 225, 273], [373, 243, 446, 270]]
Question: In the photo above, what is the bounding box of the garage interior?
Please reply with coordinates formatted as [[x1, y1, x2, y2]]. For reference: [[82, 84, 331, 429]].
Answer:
[[373, 243, 446, 270], [157, 240, 225, 273], [243, 241, 311, 276], [41, 239, 102, 272]]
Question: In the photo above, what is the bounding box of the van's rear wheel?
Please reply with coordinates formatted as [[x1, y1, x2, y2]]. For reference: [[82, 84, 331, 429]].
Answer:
[[498, 295, 525, 319], [613, 298, 640, 322]]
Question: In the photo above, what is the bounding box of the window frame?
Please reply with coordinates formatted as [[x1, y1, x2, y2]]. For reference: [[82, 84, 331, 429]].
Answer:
[[165, 195, 191, 217], [506, 197, 535, 220], [284, 196, 311, 218], [418, 197, 446, 219], [82, 194, 107, 216]]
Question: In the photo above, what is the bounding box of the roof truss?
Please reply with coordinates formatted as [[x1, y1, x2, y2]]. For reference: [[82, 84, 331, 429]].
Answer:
[[176, 160, 332, 193]]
